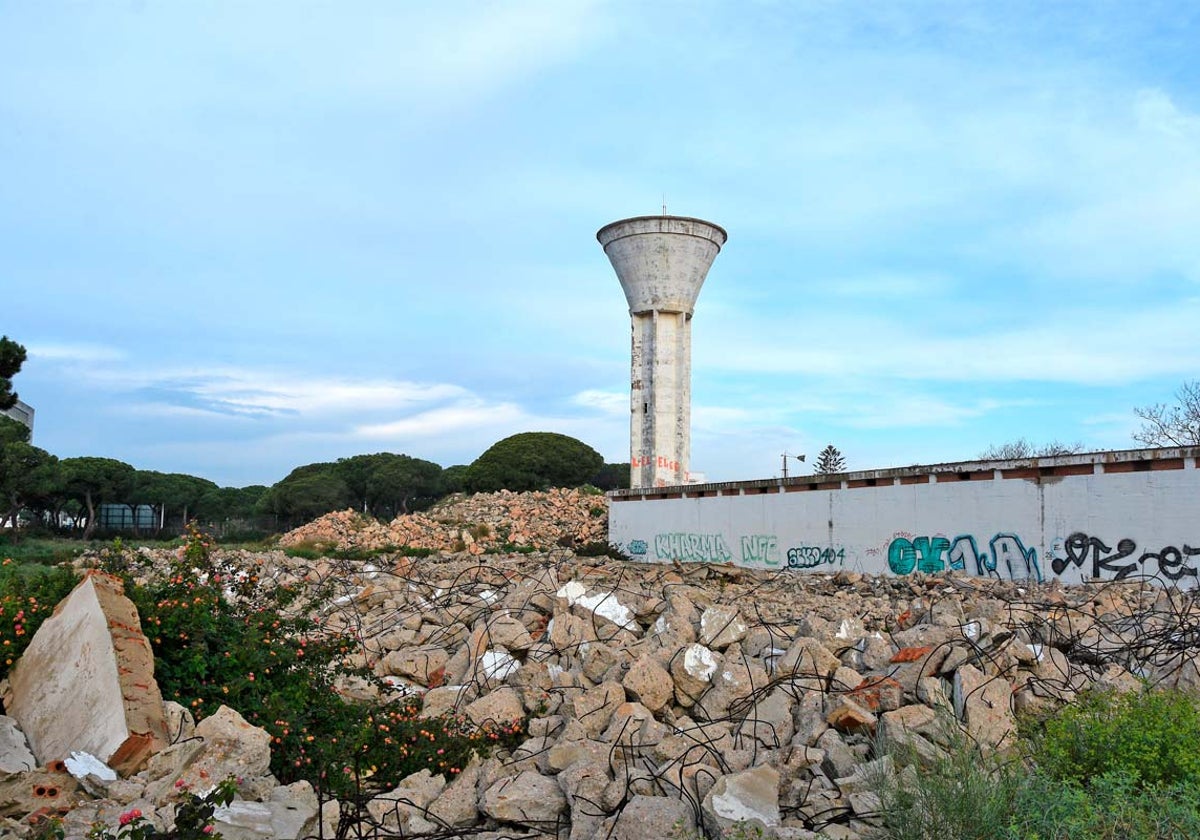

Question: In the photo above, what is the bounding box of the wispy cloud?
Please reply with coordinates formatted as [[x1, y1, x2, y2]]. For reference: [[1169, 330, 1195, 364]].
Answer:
[[183, 373, 467, 418], [355, 401, 525, 439], [35, 350, 470, 421], [27, 342, 126, 363], [571, 389, 626, 416], [700, 299, 1200, 386]]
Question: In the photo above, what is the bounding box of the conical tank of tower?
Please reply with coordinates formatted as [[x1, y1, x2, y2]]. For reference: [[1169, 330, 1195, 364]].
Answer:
[[597, 215, 727, 489], [597, 216, 727, 315]]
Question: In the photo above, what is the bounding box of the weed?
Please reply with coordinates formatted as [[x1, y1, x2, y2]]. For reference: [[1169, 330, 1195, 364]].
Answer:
[[1029, 685, 1200, 788], [575, 541, 628, 560], [871, 715, 1024, 840], [869, 687, 1200, 840]]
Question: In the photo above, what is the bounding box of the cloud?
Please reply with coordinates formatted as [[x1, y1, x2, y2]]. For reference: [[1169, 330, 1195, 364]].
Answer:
[[699, 299, 1200, 386], [693, 405, 756, 430], [355, 401, 525, 439], [183, 372, 467, 418], [34, 351, 470, 421], [571, 389, 627, 416], [27, 342, 125, 363], [120, 403, 253, 422], [1, 2, 607, 120], [841, 396, 1009, 430]]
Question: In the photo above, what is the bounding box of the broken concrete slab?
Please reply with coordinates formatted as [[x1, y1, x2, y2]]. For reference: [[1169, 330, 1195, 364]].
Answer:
[[0, 716, 35, 773], [3, 572, 168, 775], [702, 764, 780, 836]]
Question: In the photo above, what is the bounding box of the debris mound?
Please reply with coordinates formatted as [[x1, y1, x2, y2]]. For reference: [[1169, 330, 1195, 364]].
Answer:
[[279, 488, 610, 555]]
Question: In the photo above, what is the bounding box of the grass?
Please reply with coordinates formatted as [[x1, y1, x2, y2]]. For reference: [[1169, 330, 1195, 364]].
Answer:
[[0, 535, 90, 565]]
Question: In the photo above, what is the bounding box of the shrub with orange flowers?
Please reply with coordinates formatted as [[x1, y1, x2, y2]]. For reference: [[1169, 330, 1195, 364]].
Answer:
[[103, 522, 525, 800], [335, 704, 526, 793], [0, 557, 78, 680]]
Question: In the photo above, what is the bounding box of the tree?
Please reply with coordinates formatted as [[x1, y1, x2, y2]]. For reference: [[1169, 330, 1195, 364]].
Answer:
[[0, 413, 61, 535], [61, 457, 136, 539], [258, 463, 352, 525], [590, 462, 631, 491], [0, 442, 58, 532], [978, 439, 1085, 460], [440, 465, 470, 494], [131, 471, 219, 533], [196, 484, 268, 522], [813, 445, 846, 475], [0, 336, 27, 411], [465, 432, 605, 493], [363, 454, 443, 518], [332, 453, 445, 518], [0, 417, 29, 447], [1134, 381, 1200, 447]]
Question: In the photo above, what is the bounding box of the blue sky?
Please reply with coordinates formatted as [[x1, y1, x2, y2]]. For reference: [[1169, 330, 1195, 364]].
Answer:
[[3, 1, 1199, 488]]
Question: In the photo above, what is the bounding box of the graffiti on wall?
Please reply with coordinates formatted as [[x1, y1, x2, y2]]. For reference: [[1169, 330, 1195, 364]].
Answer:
[[646, 529, 1198, 581], [631, 455, 682, 472], [786, 546, 845, 569], [654, 532, 734, 563], [887, 533, 1042, 582], [740, 535, 781, 566], [652, 532, 843, 569], [1049, 532, 1200, 582]]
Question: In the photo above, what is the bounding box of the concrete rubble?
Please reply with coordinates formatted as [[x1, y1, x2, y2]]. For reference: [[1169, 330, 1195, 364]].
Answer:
[[2, 489, 1200, 837], [278, 487, 610, 555]]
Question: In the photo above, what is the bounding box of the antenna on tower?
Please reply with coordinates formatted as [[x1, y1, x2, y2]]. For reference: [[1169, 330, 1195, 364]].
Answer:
[[662, 195, 667, 216]]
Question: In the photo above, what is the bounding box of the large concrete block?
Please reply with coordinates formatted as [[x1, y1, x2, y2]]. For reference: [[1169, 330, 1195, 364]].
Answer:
[[2, 572, 168, 774]]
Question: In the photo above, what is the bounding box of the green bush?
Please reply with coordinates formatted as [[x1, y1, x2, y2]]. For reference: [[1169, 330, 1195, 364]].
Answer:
[[490, 542, 536, 555], [870, 688, 1200, 840], [0, 558, 80, 678], [1031, 686, 1200, 788], [108, 522, 524, 799], [575, 541, 626, 559]]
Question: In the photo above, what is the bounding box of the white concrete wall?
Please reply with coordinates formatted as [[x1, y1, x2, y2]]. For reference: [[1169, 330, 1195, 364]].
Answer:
[[609, 449, 1200, 586]]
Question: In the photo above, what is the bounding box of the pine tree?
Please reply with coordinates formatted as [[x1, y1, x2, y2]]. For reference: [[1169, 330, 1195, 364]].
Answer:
[[0, 336, 27, 411], [814, 444, 846, 474]]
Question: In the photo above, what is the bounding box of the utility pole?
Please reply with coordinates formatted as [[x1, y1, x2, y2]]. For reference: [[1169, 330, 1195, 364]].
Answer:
[[781, 452, 805, 479]]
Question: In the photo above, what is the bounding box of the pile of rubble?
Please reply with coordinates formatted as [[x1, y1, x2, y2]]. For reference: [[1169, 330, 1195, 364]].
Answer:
[[278, 488, 610, 555], [1, 537, 1199, 838]]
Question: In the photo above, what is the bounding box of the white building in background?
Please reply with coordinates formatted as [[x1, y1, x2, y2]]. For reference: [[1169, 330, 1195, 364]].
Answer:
[[1, 399, 34, 435]]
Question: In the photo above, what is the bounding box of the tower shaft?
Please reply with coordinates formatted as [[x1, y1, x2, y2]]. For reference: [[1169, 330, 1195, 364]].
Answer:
[[630, 310, 692, 486]]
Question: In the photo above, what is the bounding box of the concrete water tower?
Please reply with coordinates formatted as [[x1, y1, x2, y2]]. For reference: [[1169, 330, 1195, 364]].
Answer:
[[597, 215, 727, 488]]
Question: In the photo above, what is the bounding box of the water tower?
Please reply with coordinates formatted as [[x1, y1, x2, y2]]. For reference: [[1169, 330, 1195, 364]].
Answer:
[[597, 215, 727, 488]]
